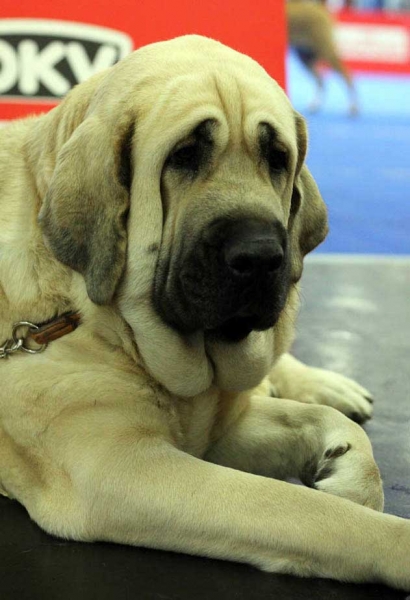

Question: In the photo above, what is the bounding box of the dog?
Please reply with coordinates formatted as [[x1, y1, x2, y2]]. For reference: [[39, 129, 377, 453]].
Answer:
[[0, 35, 408, 589], [286, 0, 358, 115]]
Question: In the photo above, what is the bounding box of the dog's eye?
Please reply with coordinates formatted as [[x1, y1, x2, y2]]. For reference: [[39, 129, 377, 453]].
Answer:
[[268, 148, 288, 174], [258, 123, 288, 177], [167, 144, 201, 174], [166, 119, 215, 176]]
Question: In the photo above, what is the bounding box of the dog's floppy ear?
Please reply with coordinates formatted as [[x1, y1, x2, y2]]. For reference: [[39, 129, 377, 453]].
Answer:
[[39, 114, 134, 305], [289, 112, 328, 281]]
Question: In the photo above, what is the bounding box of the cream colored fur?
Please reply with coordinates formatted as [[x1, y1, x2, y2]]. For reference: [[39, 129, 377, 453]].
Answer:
[[0, 35, 409, 589]]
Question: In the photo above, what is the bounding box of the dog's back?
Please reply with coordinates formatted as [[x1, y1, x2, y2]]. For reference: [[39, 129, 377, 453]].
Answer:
[[286, 1, 336, 55]]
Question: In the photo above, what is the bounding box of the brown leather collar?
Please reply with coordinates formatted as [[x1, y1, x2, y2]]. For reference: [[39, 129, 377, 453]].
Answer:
[[29, 312, 81, 345], [1, 312, 81, 360]]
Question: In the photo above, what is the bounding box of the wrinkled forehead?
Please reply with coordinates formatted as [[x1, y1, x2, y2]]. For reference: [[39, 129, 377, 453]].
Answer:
[[96, 35, 297, 152]]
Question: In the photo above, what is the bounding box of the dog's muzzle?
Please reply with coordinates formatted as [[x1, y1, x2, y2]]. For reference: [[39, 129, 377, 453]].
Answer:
[[153, 217, 291, 343]]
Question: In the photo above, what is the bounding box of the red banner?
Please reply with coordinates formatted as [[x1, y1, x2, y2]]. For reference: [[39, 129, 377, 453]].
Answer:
[[335, 10, 410, 74], [0, 1, 286, 120]]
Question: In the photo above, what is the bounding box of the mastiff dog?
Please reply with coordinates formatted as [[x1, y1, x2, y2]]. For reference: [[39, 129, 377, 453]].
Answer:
[[0, 35, 408, 589]]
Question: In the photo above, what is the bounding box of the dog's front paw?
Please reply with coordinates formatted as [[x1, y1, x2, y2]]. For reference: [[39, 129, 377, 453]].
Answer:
[[298, 367, 374, 424], [301, 425, 384, 511], [270, 355, 374, 424]]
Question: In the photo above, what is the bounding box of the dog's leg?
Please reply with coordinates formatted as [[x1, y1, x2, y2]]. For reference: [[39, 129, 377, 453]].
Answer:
[[307, 63, 325, 114], [268, 353, 373, 423], [294, 48, 324, 113], [20, 404, 410, 589], [322, 44, 358, 116], [329, 55, 358, 116], [206, 394, 382, 509]]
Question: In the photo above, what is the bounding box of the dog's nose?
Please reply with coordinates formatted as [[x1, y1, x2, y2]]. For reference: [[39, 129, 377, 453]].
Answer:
[[223, 219, 285, 277]]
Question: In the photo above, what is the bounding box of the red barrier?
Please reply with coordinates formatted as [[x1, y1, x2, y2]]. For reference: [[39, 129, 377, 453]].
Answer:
[[335, 10, 410, 74], [0, 1, 286, 120]]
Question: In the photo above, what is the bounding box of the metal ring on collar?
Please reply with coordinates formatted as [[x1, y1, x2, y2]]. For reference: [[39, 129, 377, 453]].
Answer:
[[12, 321, 48, 354]]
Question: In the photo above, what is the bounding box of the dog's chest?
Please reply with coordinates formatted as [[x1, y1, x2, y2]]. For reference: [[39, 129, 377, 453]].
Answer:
[[174, 389, 221, 458]]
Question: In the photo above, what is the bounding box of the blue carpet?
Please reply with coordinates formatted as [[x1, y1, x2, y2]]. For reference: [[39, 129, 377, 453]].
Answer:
[[287, 52, 410, 254]]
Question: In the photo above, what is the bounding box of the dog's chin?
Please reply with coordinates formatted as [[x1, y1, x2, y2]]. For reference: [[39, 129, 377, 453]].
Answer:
[[155, 290, 280, 344], [209, 316, 256, 343], [207, 314, 274, 344], [154, 290, 275, 343]]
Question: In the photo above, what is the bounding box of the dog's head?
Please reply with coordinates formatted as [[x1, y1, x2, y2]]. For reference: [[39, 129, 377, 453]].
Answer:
[[38, 35, 328, 396]]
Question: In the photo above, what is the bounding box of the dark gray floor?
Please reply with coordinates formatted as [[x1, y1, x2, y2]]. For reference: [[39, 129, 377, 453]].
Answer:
[[1, 257, 409, 600], [296, 256, 410, 520]]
